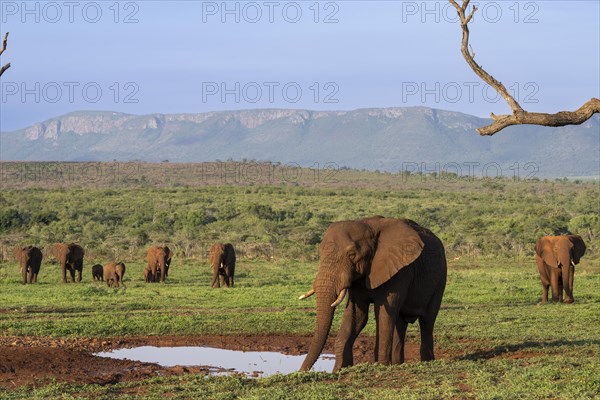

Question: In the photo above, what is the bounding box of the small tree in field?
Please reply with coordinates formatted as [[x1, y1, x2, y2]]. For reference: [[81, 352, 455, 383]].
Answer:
[[450, 1, 599, 135]]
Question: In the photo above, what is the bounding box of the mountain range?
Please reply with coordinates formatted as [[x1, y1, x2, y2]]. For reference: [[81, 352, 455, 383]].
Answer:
[[1, 107, 598, 178]]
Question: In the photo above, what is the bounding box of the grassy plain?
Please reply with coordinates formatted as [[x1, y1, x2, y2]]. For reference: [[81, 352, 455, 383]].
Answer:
[[0, 162, 598, 399]]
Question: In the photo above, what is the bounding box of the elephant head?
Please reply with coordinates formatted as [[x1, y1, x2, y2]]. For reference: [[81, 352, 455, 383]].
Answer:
[[535, 235, 586, 269], [300, 216, 426, 372]]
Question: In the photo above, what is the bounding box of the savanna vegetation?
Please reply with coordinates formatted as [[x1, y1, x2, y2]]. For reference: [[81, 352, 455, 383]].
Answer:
[[0, 161, 598, 399], [0, 161, 597, 262]]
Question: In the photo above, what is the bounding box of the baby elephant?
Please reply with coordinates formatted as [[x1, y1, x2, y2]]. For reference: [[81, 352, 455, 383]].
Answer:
[[91, 264, 104, 281], [104, 262, 126, 288]]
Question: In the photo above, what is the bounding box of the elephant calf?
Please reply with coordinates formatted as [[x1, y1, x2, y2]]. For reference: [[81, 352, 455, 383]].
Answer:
[[210, 243, 236, 288], [104, 262, 126, 288], [91, 264, 104, 281]]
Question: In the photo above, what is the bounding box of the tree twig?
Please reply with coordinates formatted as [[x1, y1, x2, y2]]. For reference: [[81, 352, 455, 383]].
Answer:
[[449, 1, 600, 135], [0, 32, 10, 77]]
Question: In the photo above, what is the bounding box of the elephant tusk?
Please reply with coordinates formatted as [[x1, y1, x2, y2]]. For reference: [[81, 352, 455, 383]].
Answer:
[[299, 288, 315, 300], [331, 288, 348, 307]]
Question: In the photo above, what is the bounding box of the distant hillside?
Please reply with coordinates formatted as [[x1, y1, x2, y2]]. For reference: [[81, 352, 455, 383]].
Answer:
[[1, 107, 598, 177]]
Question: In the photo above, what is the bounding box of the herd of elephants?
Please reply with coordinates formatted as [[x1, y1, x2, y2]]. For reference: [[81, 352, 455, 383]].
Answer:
[[11, 216, 587, 372]]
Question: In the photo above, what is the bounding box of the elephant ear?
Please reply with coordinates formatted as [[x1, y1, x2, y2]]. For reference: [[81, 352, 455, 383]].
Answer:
[[365, 218, 424, 290], [165, 246, 173, 262], [13, 246, 22, 260], [536, 237, 558, 268], [569, 235, 586, 264], [70, 244, 83, 258], [51, 243, 65, 260]]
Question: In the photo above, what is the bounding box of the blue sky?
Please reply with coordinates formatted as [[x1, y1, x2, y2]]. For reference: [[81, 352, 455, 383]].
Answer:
[[0, 0, 598, 131]]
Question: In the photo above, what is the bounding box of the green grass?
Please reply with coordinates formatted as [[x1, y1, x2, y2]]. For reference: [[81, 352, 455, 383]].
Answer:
[[1, 258, 599, 399]]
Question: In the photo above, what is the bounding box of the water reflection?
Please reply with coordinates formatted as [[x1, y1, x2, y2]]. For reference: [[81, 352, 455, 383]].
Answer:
[[96, 346, 334, 377]]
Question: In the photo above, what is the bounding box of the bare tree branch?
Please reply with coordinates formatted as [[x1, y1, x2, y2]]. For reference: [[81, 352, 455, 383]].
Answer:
[[449, 1, 600, 136], [0, 32, 10, 77], [0, 32, 8, 57]]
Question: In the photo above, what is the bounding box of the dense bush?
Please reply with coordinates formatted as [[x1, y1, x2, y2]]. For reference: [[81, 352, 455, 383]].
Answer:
[[0, 165, 597, 262]]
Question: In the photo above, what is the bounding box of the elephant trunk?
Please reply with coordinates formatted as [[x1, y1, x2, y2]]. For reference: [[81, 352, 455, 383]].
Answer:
[[300, 293, 336, 371], [20, 260, 27, 285], [300, 275, 340, 372], [159, 258, 166, 282], [560, 254, 574, 303]]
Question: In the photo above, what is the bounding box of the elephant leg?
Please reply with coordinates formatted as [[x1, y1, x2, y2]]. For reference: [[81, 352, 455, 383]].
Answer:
[[418, 317, 435, 361], [536, 258, 550, 303], [374, 302, 399, 365], [374, 270, 411, 365], [219, 270, 226, 287], [419, 280, 444, 362], [222, 272, 229, 287], [62, 265, 68, 283], [392, 318, 408, 364], [541, 284, 549, 303], [69, 267, 76, 283], [28, 269, 34, 284], [77, 269, 82, 282], [333, 296, 369, 372], [558, 280, 563, 302], [226, 267, 234, 287]]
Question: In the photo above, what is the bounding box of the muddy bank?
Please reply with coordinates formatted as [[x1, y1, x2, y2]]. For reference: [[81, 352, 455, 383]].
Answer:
[[0, 334, 424, 388]]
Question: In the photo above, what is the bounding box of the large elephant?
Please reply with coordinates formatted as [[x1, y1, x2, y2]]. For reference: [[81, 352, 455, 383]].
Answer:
[[210, 243, 236, 288], [13, 245, 43, 284], [104, 262, 126, 288], [50, 243, 85, 283], [145, 246, 172, 282], [299, 216, 447, 373], [535, 235, 586, 303]]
